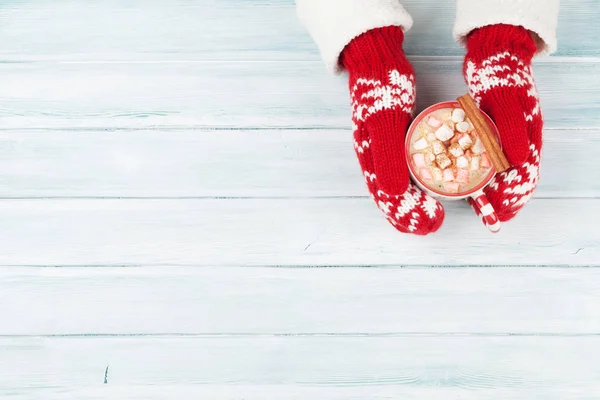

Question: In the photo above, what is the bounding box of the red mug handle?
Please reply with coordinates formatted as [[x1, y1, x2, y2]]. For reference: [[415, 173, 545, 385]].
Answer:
[[468, 192, 501, 233]]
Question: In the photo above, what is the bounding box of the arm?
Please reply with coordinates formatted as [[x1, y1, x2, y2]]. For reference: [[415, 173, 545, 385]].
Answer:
[[296, 0, 413, 73], [453, 1, 560, 224], [294, 1, 445, 235], [454, 0, 560, 55]]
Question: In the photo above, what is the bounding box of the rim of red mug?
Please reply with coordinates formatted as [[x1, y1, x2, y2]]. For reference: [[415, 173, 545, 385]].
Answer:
[[405, 101, 500, 199]]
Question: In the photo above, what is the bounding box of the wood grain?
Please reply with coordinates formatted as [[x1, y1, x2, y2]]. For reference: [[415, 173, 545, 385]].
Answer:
[[0, 198, 597, 266], [0, 129, 597, 198], [0, 0, 597, 61], [0, 60, 597, 130], [2, 267, 600, 335], [2, 336, 599, 398]]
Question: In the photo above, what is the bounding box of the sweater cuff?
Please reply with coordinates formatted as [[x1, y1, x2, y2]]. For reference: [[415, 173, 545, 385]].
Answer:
[[296, 0, 413, 74], [453, 0, 560, 56]]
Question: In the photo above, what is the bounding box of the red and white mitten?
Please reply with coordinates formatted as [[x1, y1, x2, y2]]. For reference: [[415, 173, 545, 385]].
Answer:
[[340, 26, 444, 235], [464, 24, 542, 222]]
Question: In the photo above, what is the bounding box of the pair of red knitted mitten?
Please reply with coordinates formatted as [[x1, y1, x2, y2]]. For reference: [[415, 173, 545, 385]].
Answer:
[[341, 24, 541, 234]]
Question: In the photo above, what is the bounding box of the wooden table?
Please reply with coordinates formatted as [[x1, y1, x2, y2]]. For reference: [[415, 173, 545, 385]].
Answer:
[[1, 0, 599, 398]]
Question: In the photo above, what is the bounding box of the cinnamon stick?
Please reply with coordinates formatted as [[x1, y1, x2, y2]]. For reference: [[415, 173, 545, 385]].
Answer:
[[457, 94, 510, 172]]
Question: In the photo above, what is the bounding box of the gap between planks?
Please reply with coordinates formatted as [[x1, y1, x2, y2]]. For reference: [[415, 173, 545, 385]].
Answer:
[[2, 333, 600, 339], [0, 264, 598, 268], [3, 56, 600, 64]]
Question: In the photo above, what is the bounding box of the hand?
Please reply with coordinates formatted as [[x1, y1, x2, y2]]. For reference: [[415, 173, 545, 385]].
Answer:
[[341, 26, 444, 235], [463, 24, 543, 222]]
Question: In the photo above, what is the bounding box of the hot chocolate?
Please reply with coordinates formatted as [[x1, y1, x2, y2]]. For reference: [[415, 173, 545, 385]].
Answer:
[[407, 105, 494, 196]]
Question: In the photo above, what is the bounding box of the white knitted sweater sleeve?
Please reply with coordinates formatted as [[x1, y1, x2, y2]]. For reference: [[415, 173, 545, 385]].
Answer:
[[295, 0, 413, 74], [296, 0, 560, 74], [454, 0, 560, 55]]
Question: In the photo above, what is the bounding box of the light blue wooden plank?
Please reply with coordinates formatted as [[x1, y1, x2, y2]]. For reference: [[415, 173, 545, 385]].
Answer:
[[3, 267, 600, 335], [0, 59, 597, 129], [2, 336, 600, 398], [0, 129, 596, 198], [0, 0, 313, 62], [0, 0, 597, 60], [0, 198, 597, 266]]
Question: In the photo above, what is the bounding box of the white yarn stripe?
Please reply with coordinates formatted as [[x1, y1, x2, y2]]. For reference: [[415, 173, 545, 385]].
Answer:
[[511, 192, 534, 208], [377, 200, 393, 215], [488, 179, 500, 191], [421, 196, 440, 219], [394, 188, 421, 219], [502, 162, 539, 196], [376, 190, 389, 199], [351, 70, 415, 123], [466, 52, 540, 122], [399, 187, 436, 232], [500, 169, 522, 185], [354, 139, 370, 154], [489, 144, 541, 211], [408, 211, 420, 232], [480, 51, 523, 67], [364, 171, 376, 182], [372, 182, 442, 231]]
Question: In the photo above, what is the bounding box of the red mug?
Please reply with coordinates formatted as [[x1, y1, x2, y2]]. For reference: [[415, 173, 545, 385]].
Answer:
[[406, 101, 501, 233]]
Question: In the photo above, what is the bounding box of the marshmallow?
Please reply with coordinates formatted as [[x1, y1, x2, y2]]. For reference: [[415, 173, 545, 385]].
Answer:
[[427, 116, 443, 128], [435, 124, 455, 142], [456, 156, 469, 168], [480, 153, 492, 168], [472, 138, 485, 154], [449, 143, 464, 158], [435, 153, 452, 170], [456, 168, 470, 184], [412, 153, 426, 167], [425, 151, 436, 165], [413, 137, 429, 151], [426, 133, 436, 142], [456, 121, 471, 133], [470, 156, 480, 171], [420, 168, 433, 181], [443, 168, 455, 182], [431, 167, 443, 181], [432, 140, 445, 155], [458, 134, 473, 149], [444, 182, 460, 193], [451, 108, 466, 123]]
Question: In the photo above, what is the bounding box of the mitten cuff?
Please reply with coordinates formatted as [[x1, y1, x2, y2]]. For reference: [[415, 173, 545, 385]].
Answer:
[[453, 0, 559, 56], [296, 0, 413, 74]]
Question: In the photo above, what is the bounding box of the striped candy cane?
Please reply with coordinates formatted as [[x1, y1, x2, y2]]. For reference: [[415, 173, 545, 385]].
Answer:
[[468, 192, 501, 233]]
